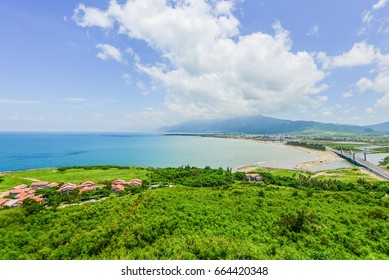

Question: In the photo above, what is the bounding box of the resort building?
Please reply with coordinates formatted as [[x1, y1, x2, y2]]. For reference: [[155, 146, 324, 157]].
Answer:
[[31, 182, 50, 189], [127, 179, 142, 186], [245, 173, 262, 182], [112, 179, 126, 186], [80, 181, 95, 187], [79, 186, 95, 194], [58, 183, 77, 194], [111, 184, 125, 192]]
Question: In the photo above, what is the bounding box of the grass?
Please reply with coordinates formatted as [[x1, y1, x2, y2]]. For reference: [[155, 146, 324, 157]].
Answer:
[[250, 167, 310, 178], [0, 166, 150, 191], [312, 168, 379, 183]]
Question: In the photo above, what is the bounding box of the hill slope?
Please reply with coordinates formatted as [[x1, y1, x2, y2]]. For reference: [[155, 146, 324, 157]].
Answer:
[[366, 122, 389, 132], [164, 115, 375, 135], [1, 183, 388, 259]]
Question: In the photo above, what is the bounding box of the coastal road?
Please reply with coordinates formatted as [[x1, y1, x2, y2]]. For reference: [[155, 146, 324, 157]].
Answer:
[[328, 148, 389, 181]]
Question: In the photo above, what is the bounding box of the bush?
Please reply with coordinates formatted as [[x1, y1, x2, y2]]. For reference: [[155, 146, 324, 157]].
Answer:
[[279, 209, 317, 233], [368, 209, 387, 220], [21, 199, 45, 215]]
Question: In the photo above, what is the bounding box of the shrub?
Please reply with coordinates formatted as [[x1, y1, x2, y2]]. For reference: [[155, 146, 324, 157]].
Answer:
[[279, 208, 317, 233]]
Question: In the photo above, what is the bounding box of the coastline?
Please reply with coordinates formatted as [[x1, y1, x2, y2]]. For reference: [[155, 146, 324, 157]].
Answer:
[[235, 141, 345, 172]]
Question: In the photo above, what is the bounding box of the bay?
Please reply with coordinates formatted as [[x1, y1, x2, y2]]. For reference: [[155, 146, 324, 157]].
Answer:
[[0, 133, 316, 172]]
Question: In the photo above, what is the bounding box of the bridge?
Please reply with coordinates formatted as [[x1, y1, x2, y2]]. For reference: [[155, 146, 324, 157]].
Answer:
[[328, 148, 389, 181]]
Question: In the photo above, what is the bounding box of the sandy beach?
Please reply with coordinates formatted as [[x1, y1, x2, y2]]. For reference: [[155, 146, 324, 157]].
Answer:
[[291, 146, 345, 171], [235, 141, 346, 172]]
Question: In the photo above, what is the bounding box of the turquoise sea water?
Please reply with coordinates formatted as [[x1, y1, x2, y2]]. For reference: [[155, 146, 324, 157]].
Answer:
[[0, 133, 316, 172]]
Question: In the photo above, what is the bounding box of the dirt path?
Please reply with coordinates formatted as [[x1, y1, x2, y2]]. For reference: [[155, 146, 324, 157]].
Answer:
[[19, 177, 40, 182]]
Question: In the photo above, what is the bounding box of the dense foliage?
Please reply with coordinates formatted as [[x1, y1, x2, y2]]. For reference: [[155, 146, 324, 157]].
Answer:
[[259, 171, 389, 195], [286, 141, 326, 151], [0, 166, 388, 260], [379, 156, 389, 168], [0, 184, 388, 260], [150, 166, 244, 187]]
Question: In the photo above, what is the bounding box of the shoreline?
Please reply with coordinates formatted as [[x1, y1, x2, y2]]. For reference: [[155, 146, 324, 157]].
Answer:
[[235, 141, 346, 173], [0, 140, 344, 174]]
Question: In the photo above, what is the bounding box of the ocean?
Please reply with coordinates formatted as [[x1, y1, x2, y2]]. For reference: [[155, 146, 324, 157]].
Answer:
[[0, 133, 316, 172]]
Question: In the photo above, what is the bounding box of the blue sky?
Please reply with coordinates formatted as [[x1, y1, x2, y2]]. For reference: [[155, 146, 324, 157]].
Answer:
[[1, 0, 389, 131]]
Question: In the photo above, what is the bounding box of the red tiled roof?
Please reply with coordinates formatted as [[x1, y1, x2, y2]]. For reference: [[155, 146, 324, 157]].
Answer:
[[81, 181, 95, 186], [111, 184, 125, 191], [47, 182, 59, 187], [112, 179, 126, 185], [31, 181, 49, 186], [127, 179, 142, 186], [0, 198, 9, 206], [10, 188, 34, 195], [80, 186, 95, 194], [30, 196, 43, 203], [11, 184, 28, 190], [62, 183, 76, 187]]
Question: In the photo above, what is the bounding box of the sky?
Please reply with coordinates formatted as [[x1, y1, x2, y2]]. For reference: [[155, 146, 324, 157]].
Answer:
[[1, 0, 389, 132]]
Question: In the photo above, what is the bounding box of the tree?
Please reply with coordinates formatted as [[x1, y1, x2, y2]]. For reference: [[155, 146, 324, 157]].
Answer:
[[21, 198, 45, 215]]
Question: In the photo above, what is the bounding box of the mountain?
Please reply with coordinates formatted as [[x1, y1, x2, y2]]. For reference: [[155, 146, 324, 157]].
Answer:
[[365, 122, 389, 132], [163, 115, 377, 135]]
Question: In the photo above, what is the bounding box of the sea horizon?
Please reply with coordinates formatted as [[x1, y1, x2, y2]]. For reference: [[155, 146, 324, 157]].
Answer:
[[0, 132, 318, 172]]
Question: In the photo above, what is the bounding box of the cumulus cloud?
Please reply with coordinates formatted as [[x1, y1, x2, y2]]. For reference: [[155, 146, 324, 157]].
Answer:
[[74, 0, 326, 119], [357, 53, 389, 108], [373, 0, 389, 10], [73, 4, 113, 28], [318, 41, 379, 69], [96, 43, 124, 62]]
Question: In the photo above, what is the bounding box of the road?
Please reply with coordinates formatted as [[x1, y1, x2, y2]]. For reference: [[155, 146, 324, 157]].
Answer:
[[328, 148, 389, 181]]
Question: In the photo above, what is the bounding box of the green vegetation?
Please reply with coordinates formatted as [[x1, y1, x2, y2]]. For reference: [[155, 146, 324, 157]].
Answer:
[[150, 166, 240, 187], [0, 166, 150, 192], [0, 166, 388, 260], [379, 156, 389, 168], [286, 141, 325, 151]]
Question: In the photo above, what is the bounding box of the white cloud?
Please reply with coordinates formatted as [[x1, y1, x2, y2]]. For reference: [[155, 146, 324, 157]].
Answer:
[[122, 73, 132, 85], [342, 92, 353, 98], [307, 24, 319, 36], [73, 4, 113, 28], [92, 113, 104, 121], [357, 53, 389, 108], [96, 43, 124, 62], [335, 104, 343, 109], [365, 107, 374, 114], [321, 109, 332, 117], [65, 98, 87, 102], [360, 0, 389, 33], [318, 42, 379, 69], [0, 99, 42, 104], [74, 1, 326, 120], [373, 0, 389, 10]]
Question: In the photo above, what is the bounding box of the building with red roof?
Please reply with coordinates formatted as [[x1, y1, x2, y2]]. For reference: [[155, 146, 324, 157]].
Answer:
[[111, 184, 125, 192], [127, 179, 142, 186]]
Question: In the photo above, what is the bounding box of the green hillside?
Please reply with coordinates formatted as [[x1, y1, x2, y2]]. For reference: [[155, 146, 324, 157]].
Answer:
[[1, 167, 388, 260]]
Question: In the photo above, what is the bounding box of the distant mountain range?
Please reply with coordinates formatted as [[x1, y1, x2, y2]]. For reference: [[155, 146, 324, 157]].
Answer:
[[163, 115, 389, 135]]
